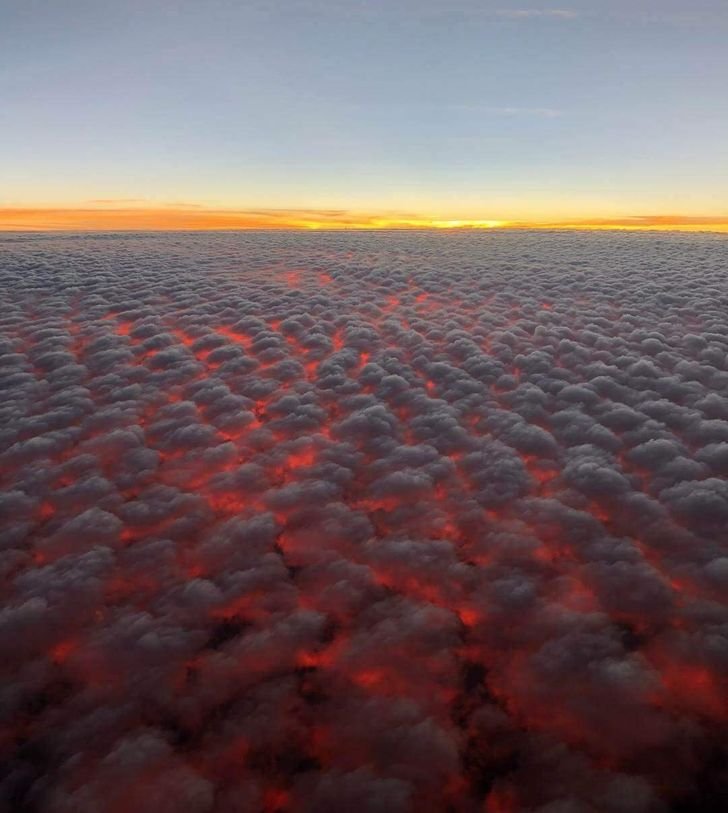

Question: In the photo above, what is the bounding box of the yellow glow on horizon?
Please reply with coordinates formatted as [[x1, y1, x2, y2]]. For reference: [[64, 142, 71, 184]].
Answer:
[[0, 206, 726, 234]]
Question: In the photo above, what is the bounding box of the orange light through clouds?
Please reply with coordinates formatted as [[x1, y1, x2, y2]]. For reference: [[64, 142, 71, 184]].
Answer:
[[1, 207, 727, 233]]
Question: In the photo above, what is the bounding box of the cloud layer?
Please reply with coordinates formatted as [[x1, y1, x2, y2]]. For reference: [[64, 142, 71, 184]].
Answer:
[[1, 230, 727, 812]]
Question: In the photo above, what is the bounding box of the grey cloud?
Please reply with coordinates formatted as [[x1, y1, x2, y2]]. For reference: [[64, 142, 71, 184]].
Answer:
[[1, 230, 727, 812]]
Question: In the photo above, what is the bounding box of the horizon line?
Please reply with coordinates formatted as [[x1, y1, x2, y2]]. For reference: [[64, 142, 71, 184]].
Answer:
[[3, 227, 728, 236], [1, 206, 727, 234]]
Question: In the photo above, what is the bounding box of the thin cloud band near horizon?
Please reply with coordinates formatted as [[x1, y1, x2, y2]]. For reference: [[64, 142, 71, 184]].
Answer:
[[1, 207, 727, 233]]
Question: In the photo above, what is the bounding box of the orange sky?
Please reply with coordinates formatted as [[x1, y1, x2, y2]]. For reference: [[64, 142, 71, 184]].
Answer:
[[2, 207, 728, 233]]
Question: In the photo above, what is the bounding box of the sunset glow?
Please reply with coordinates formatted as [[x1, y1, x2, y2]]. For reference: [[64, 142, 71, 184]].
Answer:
[[1, 207, 727, 233], [2, 2, 726, 233], [3, 0, 728, 808]]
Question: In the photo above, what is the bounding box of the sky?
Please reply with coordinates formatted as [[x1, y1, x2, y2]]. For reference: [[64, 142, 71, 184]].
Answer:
[[1, 0, 728, 230]]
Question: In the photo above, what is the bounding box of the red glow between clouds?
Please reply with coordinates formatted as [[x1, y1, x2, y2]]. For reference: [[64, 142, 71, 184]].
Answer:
[[1, 232, 728, 812]]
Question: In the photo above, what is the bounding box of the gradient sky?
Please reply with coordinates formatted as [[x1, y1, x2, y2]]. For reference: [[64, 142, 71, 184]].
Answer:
[[2, 0, 728, 227]]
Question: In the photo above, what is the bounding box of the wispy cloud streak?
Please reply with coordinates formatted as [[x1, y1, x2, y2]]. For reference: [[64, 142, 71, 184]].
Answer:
[[495, 8, 578, 19]]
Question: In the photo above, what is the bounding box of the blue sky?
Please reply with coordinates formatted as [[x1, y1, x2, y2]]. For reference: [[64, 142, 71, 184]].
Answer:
[[2, 0, 727, 222]]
